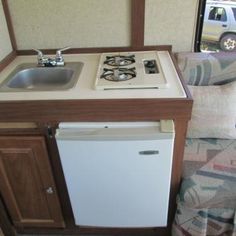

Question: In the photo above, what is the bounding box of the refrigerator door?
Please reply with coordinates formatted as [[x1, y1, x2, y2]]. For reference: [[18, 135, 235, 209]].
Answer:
[[56, 122, 174, 227]]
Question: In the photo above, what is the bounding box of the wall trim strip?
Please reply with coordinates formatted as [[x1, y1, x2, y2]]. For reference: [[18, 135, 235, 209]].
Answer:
[[0, 50, 16, 72], [1, 0, 17, 50], [16, 45, 172, 55], [131, 0, 145, 47]]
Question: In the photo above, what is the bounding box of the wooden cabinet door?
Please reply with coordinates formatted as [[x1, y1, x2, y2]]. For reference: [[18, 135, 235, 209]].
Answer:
[[0, 136, 64, 228]]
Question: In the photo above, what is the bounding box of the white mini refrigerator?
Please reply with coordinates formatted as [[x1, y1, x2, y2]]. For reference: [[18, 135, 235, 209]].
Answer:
[[56, 121, 175, 228]]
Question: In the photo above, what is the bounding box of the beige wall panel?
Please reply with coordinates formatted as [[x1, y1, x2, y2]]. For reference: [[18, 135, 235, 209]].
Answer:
[[7, 0, 131, 50], [145, 0, 199, 52], [0, 1, 13, 60]]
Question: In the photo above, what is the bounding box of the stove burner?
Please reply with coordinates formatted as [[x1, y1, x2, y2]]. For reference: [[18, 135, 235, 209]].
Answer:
[[100, 67, 136, 82], [104, 55, 135, 66]]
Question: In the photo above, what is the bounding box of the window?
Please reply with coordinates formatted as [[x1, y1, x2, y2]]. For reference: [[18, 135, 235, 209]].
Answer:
[[232, 7, 236, 20], [208, 7, 227, 21], [195, 0, 236, 52]]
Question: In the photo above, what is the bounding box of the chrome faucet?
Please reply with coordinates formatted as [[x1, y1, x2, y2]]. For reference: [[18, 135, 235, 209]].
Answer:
[[33, 47, 71, 67]]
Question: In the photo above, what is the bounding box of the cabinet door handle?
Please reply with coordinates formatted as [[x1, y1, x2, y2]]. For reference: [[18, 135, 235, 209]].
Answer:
[[47, 126, 53, 139], [46, 187, 54, 194]]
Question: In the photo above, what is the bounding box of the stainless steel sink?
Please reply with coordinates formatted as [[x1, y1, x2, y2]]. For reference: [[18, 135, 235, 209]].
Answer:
[[0, 62, 83, 92]]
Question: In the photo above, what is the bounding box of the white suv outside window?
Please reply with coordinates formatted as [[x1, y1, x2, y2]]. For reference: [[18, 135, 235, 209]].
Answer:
[[202, 0, 236, 51]]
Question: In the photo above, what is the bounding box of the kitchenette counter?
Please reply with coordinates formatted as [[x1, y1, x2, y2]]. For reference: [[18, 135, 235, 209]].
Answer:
[[0, 51, 186, 101], [0, 49, 193, 236]]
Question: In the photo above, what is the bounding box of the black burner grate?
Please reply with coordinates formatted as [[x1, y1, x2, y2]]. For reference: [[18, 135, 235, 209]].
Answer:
[[104, 55, 135, 66], [100, 67, 136, 82]]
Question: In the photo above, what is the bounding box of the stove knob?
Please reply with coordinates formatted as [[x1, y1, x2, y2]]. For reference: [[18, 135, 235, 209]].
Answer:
[[145, 60, 155, 68], [148, 70, 156, 74]]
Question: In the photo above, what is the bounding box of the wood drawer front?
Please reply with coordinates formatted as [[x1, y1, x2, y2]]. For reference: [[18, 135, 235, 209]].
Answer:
[[0, 136, 64, 228]]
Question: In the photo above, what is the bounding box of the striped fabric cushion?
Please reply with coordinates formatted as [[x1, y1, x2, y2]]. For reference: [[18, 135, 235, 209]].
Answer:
[[176, 52, 236, 85], [176, 52, 236, 139]]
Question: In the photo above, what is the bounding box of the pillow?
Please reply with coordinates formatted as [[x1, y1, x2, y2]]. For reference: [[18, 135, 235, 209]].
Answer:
[[187, 81, 236, 139], [176, 52, 236, 85]]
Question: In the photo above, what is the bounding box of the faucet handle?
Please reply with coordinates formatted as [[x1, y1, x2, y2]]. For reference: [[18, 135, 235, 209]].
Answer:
[[55, 46, 71, 65], [56, 46, 71, 57], [32, 48, 44, 57], [32, 48, 45, 66]]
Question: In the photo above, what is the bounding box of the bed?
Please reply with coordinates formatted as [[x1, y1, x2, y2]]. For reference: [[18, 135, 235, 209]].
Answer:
[[172, 52, 236, 236]]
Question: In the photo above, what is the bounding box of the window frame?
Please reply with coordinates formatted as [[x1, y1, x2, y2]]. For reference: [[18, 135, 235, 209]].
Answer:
[[195, 0, 207, 52]]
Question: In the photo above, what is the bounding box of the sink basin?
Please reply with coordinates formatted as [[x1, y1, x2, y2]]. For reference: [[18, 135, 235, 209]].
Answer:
[[0, 62, 83, 92]]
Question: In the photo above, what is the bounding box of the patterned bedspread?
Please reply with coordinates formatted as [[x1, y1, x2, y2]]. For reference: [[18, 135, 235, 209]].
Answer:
[[172, 138, 236, 236]]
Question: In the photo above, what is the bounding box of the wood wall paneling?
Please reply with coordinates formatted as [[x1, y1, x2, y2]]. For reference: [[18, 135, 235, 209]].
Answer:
[[0, 0, 147, 69], [2, 0, 147, 53]]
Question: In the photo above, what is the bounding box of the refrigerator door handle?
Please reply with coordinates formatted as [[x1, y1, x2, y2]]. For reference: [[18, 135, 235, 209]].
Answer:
[[139, 150, 159, 155]]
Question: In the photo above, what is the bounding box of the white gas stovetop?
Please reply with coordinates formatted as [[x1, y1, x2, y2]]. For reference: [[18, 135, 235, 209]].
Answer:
[[94, 51, 169, 90]]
